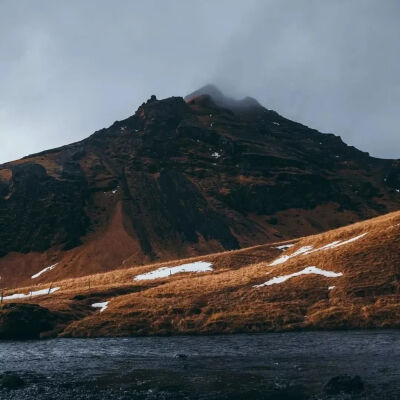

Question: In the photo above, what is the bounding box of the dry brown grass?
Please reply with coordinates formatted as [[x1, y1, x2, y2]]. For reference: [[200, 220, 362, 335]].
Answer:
[[0, 169, 12, 182], [9, 155, 63, 177], [4, 210, 400, 337]]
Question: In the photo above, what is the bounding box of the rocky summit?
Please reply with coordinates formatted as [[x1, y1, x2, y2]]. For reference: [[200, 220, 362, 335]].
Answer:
[[0, 85, 399, 288]]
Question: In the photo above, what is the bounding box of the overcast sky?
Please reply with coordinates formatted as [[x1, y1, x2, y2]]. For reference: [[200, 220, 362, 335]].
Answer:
[[1, 0, 399, 164]]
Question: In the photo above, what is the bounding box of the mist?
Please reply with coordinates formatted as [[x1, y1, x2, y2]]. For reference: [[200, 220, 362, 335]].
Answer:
[[1, 0, 399, 164]]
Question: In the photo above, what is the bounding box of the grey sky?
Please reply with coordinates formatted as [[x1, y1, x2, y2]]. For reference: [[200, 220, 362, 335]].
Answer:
[[1, 0, 399, 164]]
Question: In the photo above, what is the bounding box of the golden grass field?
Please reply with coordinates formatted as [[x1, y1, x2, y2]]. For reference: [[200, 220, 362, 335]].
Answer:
[[2, 210, 400, 337]]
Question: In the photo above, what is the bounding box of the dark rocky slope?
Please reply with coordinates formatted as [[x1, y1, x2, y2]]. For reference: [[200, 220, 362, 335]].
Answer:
[[0, 85, 399, 287], [0, 303, 57, 340]]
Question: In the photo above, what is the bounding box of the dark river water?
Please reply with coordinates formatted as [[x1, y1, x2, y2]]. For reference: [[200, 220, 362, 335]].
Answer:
[[0, 330, 399, 399]]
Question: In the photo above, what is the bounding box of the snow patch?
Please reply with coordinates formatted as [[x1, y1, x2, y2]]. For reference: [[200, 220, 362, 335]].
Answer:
[[318, 233, 367, 250], [3, 287, 60, 300], [269, 233, 367, 265], [273, 244, 295, 250], [31, 263, 58, 279], [92, 301, 109, 312], [269, 246, 313, 266], [211, 151, 221, 159], [134, 261, 213, 281], [304, 241, 341, 254], [303, 236, 363, 256], [328, 286, 335, 290], [255, 266, 343, 288], [272, 122, 280, 126]]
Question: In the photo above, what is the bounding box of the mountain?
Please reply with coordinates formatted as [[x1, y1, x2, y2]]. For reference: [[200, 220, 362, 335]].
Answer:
[[1, 210, 399, 338], [0, 85, 399, 288]]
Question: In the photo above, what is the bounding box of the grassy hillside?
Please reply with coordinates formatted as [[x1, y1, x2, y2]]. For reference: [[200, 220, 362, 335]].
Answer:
[[2, 210, 400, 338]]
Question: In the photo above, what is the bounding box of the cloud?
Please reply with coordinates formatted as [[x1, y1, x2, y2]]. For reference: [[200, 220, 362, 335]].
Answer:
[[0, 0, 399, 163]]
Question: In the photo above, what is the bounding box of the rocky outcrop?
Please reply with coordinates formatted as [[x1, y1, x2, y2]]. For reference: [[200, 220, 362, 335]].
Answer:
[[0, 303, 57, 340], [0, 162, 89, 257]]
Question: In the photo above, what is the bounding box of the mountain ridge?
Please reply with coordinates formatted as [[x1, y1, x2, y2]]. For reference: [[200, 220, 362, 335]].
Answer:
[[0, 86, 399, 288]]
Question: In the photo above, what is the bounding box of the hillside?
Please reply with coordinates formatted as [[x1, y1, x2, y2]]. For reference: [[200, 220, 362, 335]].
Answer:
[[0, 85, 399, 288], [1, 210, 399, 338]]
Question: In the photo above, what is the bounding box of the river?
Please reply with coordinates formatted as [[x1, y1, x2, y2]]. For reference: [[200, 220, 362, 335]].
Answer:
[[0, 330, 399, 399]]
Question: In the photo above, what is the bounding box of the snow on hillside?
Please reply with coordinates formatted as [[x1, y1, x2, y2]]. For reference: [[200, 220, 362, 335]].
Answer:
[[270, 246, 313, 266], [3, 287, 60, 300], [255, 266, 343, 288], [92, 301, 109, 312], [134, 261, 213, 281], [269, 233, 367, 265], [273, 244, 295, 250], [31, 263, 58, 279]]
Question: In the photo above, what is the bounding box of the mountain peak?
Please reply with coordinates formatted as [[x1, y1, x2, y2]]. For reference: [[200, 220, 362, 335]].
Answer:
[[185, 84, 224, 103], [185, 84, 262, 111]]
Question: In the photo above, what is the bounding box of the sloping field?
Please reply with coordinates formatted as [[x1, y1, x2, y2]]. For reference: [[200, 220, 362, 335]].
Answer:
[[2, 211, 400, 337]]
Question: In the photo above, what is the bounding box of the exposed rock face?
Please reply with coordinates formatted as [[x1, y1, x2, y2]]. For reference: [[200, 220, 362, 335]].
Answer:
[[0, 303, 56, 340], [0, 162, 88, 256], [0, 86, 399, 286]]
